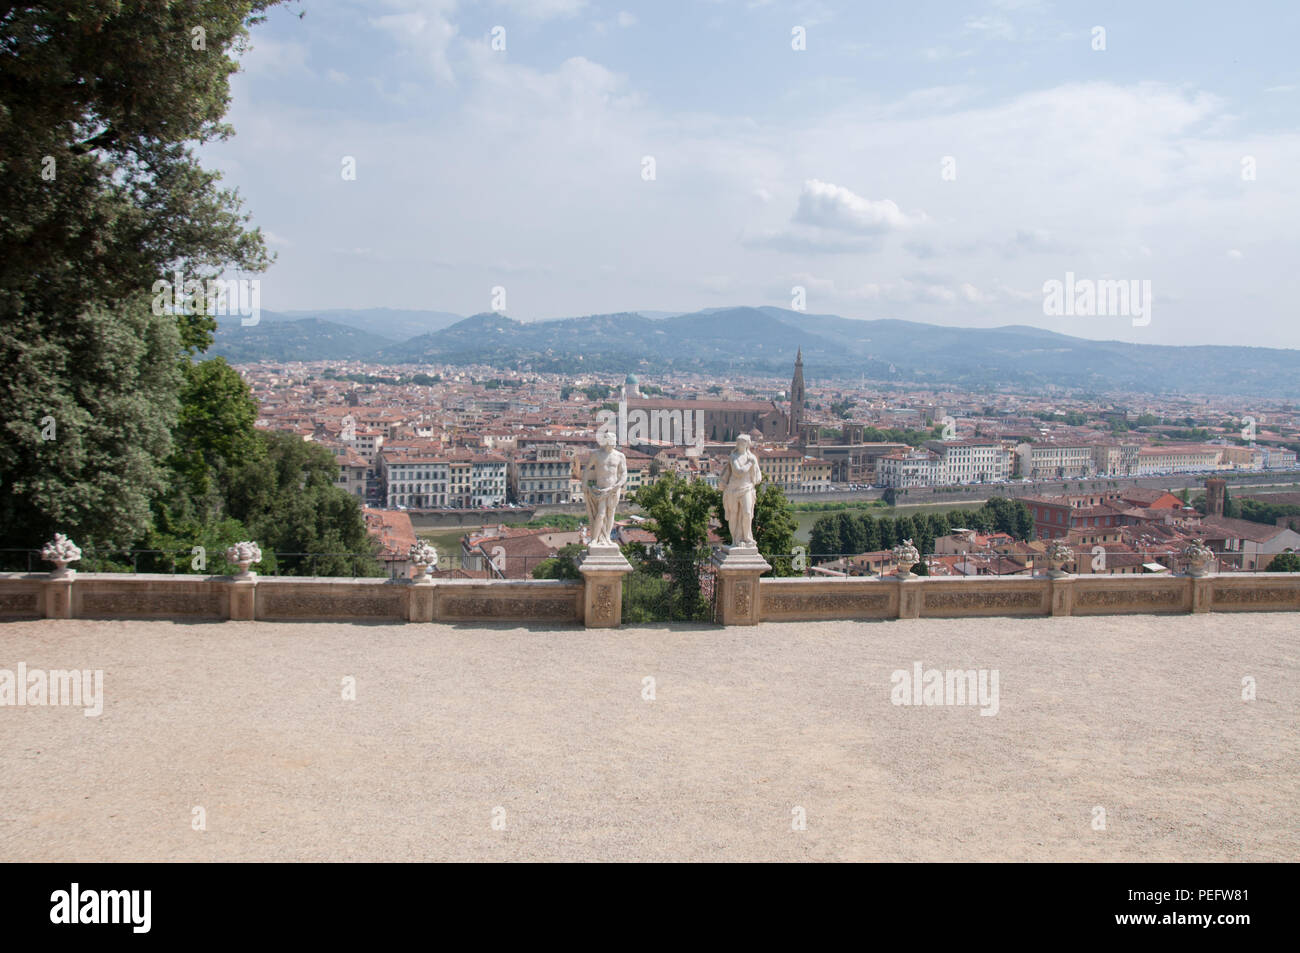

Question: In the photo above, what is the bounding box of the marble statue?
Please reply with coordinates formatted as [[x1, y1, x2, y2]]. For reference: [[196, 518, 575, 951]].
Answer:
[[718, 434, 763, 547], [583, 431, 627, 548]]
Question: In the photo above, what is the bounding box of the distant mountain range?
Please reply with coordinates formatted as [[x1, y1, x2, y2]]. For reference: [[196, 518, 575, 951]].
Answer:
[[208, 306, 1300, 398]]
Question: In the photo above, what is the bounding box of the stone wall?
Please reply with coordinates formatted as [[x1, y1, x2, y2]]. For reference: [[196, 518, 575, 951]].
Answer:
[[0, 573, 584, 625], [2, 570, 1298, 627], [757, 572, 1300, 621]]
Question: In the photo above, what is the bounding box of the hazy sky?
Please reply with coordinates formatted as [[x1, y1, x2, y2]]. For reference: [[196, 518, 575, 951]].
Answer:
[[206, 0, 1300, 348]]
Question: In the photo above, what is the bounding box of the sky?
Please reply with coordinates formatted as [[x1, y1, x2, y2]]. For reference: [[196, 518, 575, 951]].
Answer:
[[206, 0, 1300, 348]]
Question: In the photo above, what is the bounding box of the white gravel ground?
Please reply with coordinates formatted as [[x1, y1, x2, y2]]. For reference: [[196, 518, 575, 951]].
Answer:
[[1, 614, 1296, 862]]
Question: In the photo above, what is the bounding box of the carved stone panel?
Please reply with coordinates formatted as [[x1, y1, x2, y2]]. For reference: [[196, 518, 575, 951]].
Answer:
[[763, 590, 889, 617], [0, 591, 39, 616], [259, 587, 404, 619], [80, 588, 223, 618], [1075, 586, 1184, 611], [923, 589, 1045, 614], [440, 595, 579, 622], [1212, 586, 1300, 607], [593, 583, 614, 622], [733, 581, 752, 616]]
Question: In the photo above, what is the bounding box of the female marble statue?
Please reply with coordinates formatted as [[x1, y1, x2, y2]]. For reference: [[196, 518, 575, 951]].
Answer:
[[718, 434, 763, 547]]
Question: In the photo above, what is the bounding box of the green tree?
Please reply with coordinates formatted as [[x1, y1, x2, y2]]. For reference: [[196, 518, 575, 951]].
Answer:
[[167, 357, 260, 502], [838, 511, 867, 554], [0, 298, 181, 555], [225, 431, 381, 576], [809, 514, 840, 557], [632, 473, 718, 618], [0, 1, 282, 554], [532, 543, 585, 580], [860, 514, 881, 553], [1266, 551, 1300, 572]]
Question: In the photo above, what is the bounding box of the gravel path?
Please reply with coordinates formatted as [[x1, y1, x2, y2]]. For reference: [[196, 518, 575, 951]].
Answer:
[[1, 615, 1296, 862]]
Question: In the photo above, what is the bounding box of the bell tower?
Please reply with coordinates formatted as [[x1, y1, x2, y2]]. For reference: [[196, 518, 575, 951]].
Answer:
[[788, 347, 805, 439]]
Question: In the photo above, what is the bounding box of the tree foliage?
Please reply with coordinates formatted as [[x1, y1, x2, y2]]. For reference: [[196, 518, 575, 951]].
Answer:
[[1266, 551, 1300, 573], [0, 4, 370, 571], [808, 498, 1035, 557]]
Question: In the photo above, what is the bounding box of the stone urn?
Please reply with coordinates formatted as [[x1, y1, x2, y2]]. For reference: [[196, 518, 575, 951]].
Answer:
[[41, 533, 82, 578], [1044, 538, 1073, 578], [225, 541, 263, 578], [409, 541, 438, 583], [892, 539, 921, 579], [1182, 539, 1215, 577]]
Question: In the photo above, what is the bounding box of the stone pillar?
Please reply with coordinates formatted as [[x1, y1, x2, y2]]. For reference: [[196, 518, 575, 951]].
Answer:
[[1050, 576, 1075, 616], [579, 545, 633, 628], [712, 545, 770, 626], [408, 578, 436, 622], [228, 575, 256, 621], [897, 577, 922, 619], [1190, 575, 1213, 613], [43, 571, 74, 619]]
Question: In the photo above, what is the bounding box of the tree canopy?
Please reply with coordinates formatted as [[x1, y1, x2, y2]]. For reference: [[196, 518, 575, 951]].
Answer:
[[0, 2, 375, 575]]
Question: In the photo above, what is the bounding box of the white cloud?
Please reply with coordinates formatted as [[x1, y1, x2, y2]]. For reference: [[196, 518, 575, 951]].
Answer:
[[371, 1, 459, 85], [498, 0, 589, 19], [964, 15, 1015, 40], [792, 179, 927, 234]]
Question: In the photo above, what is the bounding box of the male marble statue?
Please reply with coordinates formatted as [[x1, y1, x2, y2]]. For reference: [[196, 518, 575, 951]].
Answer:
[[718, 434, 763, 547], [583, 431, 628, 548]]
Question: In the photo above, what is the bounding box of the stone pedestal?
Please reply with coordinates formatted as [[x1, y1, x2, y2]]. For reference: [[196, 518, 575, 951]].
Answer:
[[408, 578, 436, 622], [897, 576, 922, 619], [1190, 574, 1213, 613], [712, 545, 770, 626], [579, 545, 633, 628], [43, 573, 73, 619], [228, 575, 257, 621], [1050, 575, 1075, 616]]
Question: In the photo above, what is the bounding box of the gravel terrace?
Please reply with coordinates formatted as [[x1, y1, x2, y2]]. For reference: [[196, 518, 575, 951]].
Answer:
[[1, 614, 1295, 862]]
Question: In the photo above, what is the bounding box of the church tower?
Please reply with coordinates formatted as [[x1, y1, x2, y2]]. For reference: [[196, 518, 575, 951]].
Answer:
[[788, 347, 805, 439]]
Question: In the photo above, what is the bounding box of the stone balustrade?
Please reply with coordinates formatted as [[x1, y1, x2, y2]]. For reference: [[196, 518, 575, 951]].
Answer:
[[2, 569, 1299, 627], [0, 573, 583, 625]]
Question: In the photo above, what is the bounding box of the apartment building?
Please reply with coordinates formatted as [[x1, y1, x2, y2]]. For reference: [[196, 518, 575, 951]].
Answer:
[[877, 450, 942, 488], [1091, 443, 1140, 476], [1015, 442, 1094, 480], [1263, 447, 1298, 469], [1218, 445, 1263, 469], [510, 444, 574, 504], [925, 439, 1011, 484], [1198, 516, 1300, 571], [380, 452, 449, 509], [1023, 495, 1130, 540], [1134, 446, 1222, 474], [756, 447, 804, 494], [800, 456, 833, 492], [332, 448, 370, 500]]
